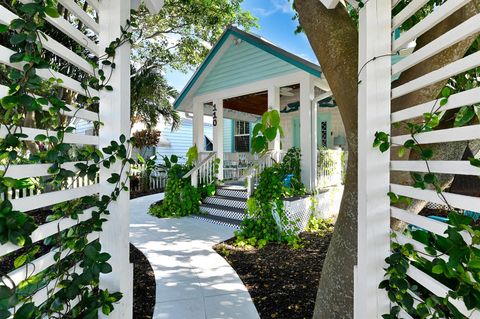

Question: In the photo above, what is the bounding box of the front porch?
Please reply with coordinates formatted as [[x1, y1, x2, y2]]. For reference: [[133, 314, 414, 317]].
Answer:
[[174, 26, 346, 192]]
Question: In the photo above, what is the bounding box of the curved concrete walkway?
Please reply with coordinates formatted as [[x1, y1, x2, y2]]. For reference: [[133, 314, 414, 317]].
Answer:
[[129, 194, 260, 319]]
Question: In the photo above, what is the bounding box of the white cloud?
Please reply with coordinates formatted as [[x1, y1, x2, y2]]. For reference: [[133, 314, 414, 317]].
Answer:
[[252, 0, 293, 16], [271, 0, 293, 14]]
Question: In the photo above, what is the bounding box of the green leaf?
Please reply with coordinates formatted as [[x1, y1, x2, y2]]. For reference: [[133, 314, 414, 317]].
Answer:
[[34, 134, 47, 142], [441, 86, 451, 98], [8, 231, 25, 246], [270, 110, 280, 127], [432, 264, 443, 274], [10, 33, 27, 46], [421, 149, 433, 160], [14, 254, 27, 268], [13, 302, 36, 319], [84, 245, 97, 259], [264, 127, 277, 141], [0, 24, 8, 33], [454, 106, 475, 127], [252, 123, 262, 137], [470, 157, 480, 168], [100, 263, 112, 273], [45, 6, 60, 18], [379, 142, 390, 153]]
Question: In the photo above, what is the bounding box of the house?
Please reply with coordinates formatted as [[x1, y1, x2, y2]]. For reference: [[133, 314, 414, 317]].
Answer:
[[173, 25, 346, 191]]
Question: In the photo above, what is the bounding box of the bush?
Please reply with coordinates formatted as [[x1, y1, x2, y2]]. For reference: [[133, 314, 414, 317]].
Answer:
[[148, 147, 218, 218], [149, 163, 201, 218]]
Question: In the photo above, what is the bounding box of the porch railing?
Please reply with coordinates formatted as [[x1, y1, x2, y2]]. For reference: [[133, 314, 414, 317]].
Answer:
[[184, 152, 217, 187], [317, 149, 344, 188]]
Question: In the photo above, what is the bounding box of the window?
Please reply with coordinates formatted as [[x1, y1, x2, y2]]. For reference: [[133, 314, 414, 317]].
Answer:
[[320, 121, 328, 147], [234, 121, 250, 152]]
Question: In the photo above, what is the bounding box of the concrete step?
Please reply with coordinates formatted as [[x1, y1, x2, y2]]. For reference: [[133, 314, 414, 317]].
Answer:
[[200, 203, 246, 221], [203, 195, 247, 210], [216, 186, 248, 199]]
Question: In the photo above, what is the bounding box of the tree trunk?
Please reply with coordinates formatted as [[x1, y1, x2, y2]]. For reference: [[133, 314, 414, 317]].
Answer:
[[294, 0, 480, 317]]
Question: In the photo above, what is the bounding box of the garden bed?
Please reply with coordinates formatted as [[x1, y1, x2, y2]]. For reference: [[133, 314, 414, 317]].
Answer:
[[214, 231, 333, 319], [130, 243, 156, 319]]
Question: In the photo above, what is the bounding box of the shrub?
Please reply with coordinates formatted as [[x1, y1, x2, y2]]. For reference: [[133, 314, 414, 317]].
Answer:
[[235, 164, 301, 248], [148, 163, 201, 217], [148, 146, 218, 218]]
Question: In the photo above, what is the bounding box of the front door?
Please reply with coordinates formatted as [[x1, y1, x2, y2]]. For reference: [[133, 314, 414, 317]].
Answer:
[[317, 113, 332, 148], [292, 113, 332, 149]]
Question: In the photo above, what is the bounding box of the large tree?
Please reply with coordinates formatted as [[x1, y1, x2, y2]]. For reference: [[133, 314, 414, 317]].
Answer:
[[293, 1, 480, 317], [132, 0, 257, 72], [128, 0, 257, 129]]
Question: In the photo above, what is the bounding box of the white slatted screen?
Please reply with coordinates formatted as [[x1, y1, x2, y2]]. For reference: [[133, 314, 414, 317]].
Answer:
[[0, 1, 132, 318], [357, 0, 480, 318]]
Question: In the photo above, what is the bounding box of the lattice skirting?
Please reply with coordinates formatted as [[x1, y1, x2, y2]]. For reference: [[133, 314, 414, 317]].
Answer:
[[191, 215, 240, 229], [283, 197, 312, 234]]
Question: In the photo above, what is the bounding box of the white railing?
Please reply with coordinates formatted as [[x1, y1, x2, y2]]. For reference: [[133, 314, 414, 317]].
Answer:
[[239, 150, 281, 196], [317, 149, 344, 188], [184, 152, 218, 187]]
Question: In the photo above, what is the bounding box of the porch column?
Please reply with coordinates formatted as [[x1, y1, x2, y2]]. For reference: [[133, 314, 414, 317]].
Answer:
[[192, 98, 204, 152], [311, 93, 318, 189], [268, 85, 281, 161], [213, 98, 224, 180], [300, 76, 315, 191]]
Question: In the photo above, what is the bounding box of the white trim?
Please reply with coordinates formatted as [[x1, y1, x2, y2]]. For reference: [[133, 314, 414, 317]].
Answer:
[[193, 71, 307, 106]]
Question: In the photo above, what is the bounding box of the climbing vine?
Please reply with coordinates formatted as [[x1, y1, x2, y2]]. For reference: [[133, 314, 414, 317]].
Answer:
[[374, 84, 480, 318], [0, 1, 142, 318]]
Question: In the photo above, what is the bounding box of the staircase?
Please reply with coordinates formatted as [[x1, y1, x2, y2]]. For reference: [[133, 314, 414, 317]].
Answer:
[[194, 185, 248, 228]]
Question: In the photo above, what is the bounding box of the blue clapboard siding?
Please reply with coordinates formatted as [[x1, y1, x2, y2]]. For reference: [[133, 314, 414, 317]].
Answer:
[[157, 118, 234, 163], [196, 40, 298, 95], [224, 119, 233, 152]]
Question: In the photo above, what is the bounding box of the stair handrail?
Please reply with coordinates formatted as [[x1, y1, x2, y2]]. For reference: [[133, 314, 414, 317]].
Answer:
[[183, 151, 217, 187], [239, 150, 279, 196]]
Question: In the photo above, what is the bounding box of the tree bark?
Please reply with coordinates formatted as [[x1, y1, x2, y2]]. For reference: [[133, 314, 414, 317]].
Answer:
[[294, 0, 480, 317]]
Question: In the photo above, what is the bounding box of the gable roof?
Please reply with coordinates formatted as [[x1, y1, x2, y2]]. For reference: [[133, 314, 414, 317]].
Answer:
[[174, 26, 321, 110]]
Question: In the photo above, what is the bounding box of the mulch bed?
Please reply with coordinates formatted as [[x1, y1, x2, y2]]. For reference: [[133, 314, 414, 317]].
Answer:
[[214, 231, 332, 319], [130, 243, 156, 319]]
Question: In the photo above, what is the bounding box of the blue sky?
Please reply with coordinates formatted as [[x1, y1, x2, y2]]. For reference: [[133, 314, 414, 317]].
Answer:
[[165, 0, 317, 91]]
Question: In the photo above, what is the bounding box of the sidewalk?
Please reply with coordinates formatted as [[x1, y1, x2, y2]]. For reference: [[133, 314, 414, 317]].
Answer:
[[129, 193, 260, 319]]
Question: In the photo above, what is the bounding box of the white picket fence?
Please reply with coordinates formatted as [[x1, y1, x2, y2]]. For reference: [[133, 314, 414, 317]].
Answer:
[[353, 0, 480, 318], [130, 168, 168, 193], [0, 1, 134, 318]]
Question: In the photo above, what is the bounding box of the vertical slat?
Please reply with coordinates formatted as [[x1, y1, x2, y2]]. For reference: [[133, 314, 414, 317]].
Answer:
[[356, 0, 392, 317], [98, 1, 133, 318]]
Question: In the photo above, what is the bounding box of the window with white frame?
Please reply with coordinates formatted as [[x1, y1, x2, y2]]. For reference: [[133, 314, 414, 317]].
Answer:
[[234, 120, 250, 152]]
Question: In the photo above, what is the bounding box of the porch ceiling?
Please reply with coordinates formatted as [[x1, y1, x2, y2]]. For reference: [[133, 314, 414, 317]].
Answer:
[[223, 91, 268, 116]]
